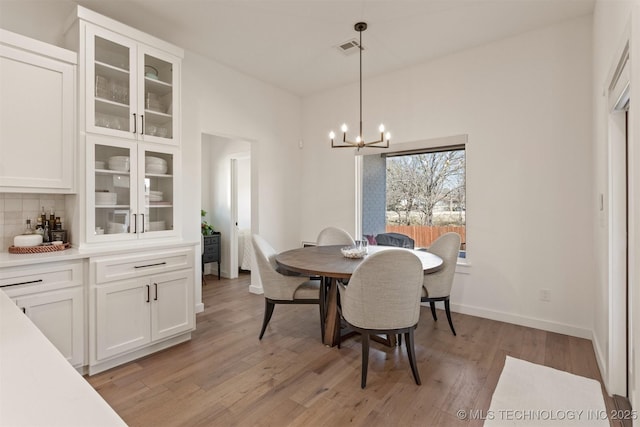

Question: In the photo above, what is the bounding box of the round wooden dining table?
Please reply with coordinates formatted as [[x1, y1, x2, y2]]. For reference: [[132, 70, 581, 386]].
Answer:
[[275, 245, 443, 347]]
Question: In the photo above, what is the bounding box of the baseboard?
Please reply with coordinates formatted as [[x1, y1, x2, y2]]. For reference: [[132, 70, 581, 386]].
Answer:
[[88, 333, 191, 375], [195, 302, 204, 313], [592, 332, 611, 395], [449, 302, 592, 339]]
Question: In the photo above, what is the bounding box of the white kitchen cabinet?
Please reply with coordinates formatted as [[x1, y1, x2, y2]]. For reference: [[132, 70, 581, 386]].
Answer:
[[68, 9, 182, 145], [95, 269, 193, 360], [86, 134, 179, 242], [0, 29, 76, 193], [90, 247, 195, 373], [15, 287, 84, 367], [1, 260, 85, 368]]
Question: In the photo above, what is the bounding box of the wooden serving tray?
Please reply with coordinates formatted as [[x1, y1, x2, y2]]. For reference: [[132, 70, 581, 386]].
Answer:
[[8, 243, 71, 254]]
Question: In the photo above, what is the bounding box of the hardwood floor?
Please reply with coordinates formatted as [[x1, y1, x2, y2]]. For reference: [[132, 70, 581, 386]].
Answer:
[[86, 273, 618, 426]]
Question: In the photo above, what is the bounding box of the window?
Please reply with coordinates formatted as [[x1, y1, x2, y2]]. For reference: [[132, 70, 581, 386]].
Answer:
[[360, 137, 466, 258]]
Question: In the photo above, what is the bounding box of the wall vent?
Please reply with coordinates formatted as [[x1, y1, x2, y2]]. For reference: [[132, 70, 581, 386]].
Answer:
[[336, 38, 364, 56]]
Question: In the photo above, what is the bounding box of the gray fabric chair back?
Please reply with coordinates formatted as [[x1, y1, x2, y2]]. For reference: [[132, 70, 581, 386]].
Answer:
[[252, 234, 301, 301], [375, 232, 415, 249], [423, 232, 461, 298], [317, 226, 355, 246], [341, 249, 423, 330]]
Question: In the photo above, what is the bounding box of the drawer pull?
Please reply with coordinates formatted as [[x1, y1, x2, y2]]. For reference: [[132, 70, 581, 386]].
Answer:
[[21, 307, 26, 314], [0, 279, 43, 288], [134, 262, 167, 269]]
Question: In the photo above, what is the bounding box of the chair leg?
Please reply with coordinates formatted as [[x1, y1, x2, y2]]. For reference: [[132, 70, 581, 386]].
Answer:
[[430, 301, 438, 321], [444, 298, 456, 336], [361, 333, 370, 389], [259, 300, 275, 340], [405, 328, 421, 385]]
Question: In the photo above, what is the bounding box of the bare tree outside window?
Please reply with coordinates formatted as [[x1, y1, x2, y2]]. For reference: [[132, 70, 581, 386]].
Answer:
[[385, 148, 466, 250]]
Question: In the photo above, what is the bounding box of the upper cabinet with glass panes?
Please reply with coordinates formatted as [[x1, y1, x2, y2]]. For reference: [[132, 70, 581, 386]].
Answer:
[[66, 6, 183, 145]]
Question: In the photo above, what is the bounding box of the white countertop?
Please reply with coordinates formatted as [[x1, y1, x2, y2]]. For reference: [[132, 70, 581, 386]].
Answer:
[[0, 289, 127, 427], [0, 239, 199, 268]]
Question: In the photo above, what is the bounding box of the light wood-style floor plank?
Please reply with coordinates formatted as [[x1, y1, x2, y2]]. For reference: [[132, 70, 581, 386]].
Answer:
[[85, 273, 618, 426]]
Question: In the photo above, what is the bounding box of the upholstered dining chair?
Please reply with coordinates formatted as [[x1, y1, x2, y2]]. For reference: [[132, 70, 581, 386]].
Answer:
[[316, 226, 356, 246], [338, 249, 424, 388], [252, 234, 323, 340], [421, 232, 461, 336]]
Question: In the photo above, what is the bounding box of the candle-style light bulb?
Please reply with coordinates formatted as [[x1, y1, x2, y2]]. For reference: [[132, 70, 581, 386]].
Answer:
[[356, 135, 362, 143], [341, 123, 348, 133], [378, 124, 385, 133], [385, 132, 391, 141], [329, 131, 335, 140]]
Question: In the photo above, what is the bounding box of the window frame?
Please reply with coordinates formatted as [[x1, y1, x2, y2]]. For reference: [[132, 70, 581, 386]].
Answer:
[[355, 134, 469, 265]]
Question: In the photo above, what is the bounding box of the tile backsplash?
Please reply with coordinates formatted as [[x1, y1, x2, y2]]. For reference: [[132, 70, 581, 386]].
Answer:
[[0, 193, 68, 251]]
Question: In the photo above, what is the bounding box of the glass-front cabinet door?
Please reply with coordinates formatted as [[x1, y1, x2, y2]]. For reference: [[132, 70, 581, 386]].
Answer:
[[138, 147, 177, 238], [139, 47, 179, 144], [87, 136, 178, 243], [85, 25, 180, 145], [86, 26, 136, 139]]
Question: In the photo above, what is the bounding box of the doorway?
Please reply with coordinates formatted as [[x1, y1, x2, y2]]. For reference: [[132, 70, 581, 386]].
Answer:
[[608, 42, 631, 409], [201, 134, 252, 279]]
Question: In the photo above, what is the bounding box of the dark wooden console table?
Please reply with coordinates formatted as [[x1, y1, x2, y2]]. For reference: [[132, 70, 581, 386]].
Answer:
[[203, 232, 221, 280]]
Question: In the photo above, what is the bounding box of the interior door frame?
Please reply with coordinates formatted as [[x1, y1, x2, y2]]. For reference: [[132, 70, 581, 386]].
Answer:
[[607, 37, 630, 399]]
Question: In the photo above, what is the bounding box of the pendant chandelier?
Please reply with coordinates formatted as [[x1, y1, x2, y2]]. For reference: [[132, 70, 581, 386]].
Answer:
[[330, 22, 390, 149]]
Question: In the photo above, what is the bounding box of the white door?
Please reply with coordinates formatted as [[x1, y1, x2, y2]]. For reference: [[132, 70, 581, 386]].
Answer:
[[96, 278, 151, 360], [151, 269, 194, 341], [16, 287, 84, 366]]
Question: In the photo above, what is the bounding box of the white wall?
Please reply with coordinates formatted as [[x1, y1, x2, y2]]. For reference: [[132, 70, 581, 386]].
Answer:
[[301, 16, 595, 337], [0, 1, 304, 304], [592, 0, 640, 406]]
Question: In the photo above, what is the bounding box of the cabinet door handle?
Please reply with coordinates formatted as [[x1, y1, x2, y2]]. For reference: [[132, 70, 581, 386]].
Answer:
[[21, 307, 26, 314], [134, 262, 167, 269], [133, 113, 137, 133], [154, 283, 158, 301], [0, 279, 43, 288], [141, 115, 144, 135], [141, 214, 145, 233], [146, 284, 150, 303], [132, 213, 137, 234]]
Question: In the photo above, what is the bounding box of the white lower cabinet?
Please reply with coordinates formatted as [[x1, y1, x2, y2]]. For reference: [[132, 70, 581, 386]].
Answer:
[[1, 260, 85, 368], [90, 246, 195, 373], [15, 287, 84, 367], [95, 269, 193, 360]]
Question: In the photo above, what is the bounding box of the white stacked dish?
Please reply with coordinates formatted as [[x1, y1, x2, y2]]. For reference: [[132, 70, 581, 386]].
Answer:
[[107, 222, 127, 234], [95, 160, 106, 169], [145, 156, 168, 174], [149, 190, 163, 202], [148, 220, 166, 231], [95, 192, 117, 205], [108, 156, 130, 172]]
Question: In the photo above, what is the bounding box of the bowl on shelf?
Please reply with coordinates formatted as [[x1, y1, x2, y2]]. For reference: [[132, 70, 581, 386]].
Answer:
[[148, 221, 166, 232], [108, 156, 130, 172], [107, 222, 127, 234], [95, 191, 117, 205], [95, 160, 106, 169], [146, 156, 167, 166], [146, 163, 168, 174]]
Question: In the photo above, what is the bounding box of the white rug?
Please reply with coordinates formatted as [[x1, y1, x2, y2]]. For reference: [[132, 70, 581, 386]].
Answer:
[[483, 356, 609, 426]]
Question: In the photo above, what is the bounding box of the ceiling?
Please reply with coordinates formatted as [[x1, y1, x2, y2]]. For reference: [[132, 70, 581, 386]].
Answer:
[[71, 0, 593, 96]]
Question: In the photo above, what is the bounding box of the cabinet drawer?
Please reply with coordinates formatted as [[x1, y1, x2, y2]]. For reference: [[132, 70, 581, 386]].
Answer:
[[94, 247, 194, 284], [0, 260, 83, 297], [202, 251, 219, 263], [203, 235, 219, 246]]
